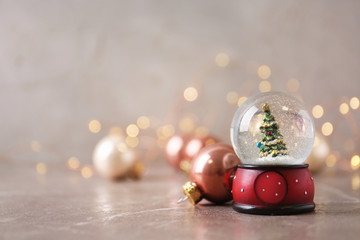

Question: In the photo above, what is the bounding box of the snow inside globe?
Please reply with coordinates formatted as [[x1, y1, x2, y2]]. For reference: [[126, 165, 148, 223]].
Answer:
[[230, 91, 315, 165]]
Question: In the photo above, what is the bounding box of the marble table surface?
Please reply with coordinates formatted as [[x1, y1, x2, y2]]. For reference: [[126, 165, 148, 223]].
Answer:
[[1, 161, 360, 240]]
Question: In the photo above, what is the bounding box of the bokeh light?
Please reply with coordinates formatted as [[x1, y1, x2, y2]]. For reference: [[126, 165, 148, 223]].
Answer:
[[351, 155, 360, 170], [237, 96, 248, 107], [126, 124, 139, 137], [215, 53, 230, 67], [81, 166, 93, 179], [109, 127, 124, 136], [326, 154, 336, 167], [321, 122, 333, 136], [195, 126, 209, 138], [157, 124, 175, 139], [88, 120, 101, 133], [226, 91, 238, 104], [257, 65, 271, 79], [352, 174, 360, 190], [349, 97, 359, 110], [179, 117, 195, 133], [126, 136, 139, 148], [67, 157, 80, 170], [36, 162, 47, 175], [339, 103, 349, 115], [259, 80, 271, 92], [137, 116, 150, 129], [312, 105, 324, 119], [183, 87, 198, 102], [117, 142, 128, 152], [287, 78, 300, 92]]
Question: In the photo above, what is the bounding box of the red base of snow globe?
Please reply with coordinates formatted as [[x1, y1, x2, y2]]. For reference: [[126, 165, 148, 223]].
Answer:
[[232, 164, 315, 215]]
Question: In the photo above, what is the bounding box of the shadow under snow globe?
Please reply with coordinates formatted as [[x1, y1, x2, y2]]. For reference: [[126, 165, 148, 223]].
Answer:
[[230, 91, 315, 215]]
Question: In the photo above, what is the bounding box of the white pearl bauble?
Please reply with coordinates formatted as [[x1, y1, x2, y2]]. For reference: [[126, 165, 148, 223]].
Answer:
[[93, 134, 136, 179]]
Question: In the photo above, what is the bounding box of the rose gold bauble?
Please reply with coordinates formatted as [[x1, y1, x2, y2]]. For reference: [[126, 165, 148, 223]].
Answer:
[[185, 143, 241, 204], [165, 135, 218, 172], [181, 136, 218, 172], [164, 135, 190, 170], [184, 136, 217, 161]]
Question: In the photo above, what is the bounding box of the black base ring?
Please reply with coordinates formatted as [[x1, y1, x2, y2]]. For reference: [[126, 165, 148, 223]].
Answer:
[[232, 202, 315, 215]]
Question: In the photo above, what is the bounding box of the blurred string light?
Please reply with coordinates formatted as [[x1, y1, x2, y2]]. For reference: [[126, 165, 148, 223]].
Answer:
[[126, 136, 139, 148], [1, 56, 359, 178], [287, 78, 300, 92], [117, 142, 128, 153], [312, 105, 324, 119], [179, 117, 195, 133], [259, 80, 271, 92], [126, 124, 139, 137], [156, 124, 175, 148], [184, 87, 198, 102], [137, 116, 150, 130], [339, 103, 349, 115], [237, 96, 247, 107], [215, 53, 230, 67], [257, 65, 271, 80], [195, 126, 209, 138], [158, 124, 175, 139], [89, 119, 101, 133], [67, 157, 80, 170], [353, 174, 360, 190], [109, 126, 124, 136], [321, 122, 333, 136], [325, 154, 336, 167], [36, 162, 47, 175], [351, 155, 360, 170], [226, 91, 238, 104], [350, 97, 359, 109], [81, 166, 93, 179]]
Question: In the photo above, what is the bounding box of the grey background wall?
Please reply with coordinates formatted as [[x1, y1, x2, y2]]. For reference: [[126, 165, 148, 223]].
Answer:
[[1, 0, 359, 164]]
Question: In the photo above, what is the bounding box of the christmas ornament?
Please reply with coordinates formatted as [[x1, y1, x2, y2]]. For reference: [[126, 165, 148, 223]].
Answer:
[[164, 134, 190, 170], [180, 135, 218, 173], [165, 135, 217, 173], [93, 134, 144, 180], [179, 143, 240, 205], [230, 92, 315, 215]]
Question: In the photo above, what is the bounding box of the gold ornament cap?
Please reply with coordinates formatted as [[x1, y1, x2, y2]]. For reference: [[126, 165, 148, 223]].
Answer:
[[128, 161, 145, 179], [182, 181, 203, 205], [263, 103, 270, 111]]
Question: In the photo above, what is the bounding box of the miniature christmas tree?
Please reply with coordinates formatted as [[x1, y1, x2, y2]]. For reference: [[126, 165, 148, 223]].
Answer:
[[256, 103, 289, 158]]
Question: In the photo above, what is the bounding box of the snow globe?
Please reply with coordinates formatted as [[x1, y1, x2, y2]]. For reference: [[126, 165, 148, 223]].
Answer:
[[230, 91, 315, 215]]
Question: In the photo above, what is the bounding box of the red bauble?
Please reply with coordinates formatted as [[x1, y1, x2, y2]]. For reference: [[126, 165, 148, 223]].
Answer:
[[182, 143, 241, 204]]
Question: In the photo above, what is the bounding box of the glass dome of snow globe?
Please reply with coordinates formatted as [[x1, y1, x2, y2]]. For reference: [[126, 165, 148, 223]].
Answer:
[[230, 91, 314, 165]]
